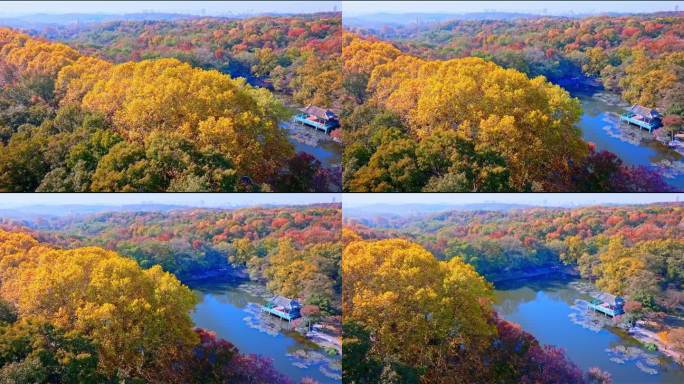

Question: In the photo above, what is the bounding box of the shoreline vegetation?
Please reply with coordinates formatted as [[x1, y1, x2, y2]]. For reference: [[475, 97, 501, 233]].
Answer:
[[179, 267, 249, 283], [341, 10, 684, 192], [0, 203, 342, 383], [344, 201, 684, 381], [631, 324, 684, 365], [566, 76, 684, 172], [480, 261, 684, 366], [187, 271, 343, 355], [0, 12, 343, 193], [497, 270, 684, 367], [486, 262, 684, 366], [487, 260, 684, 366], [487, 264, 580, 284]]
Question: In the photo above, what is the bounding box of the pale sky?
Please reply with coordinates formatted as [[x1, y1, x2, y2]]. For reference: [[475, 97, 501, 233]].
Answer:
[[0, 193, 340, 208], [2, 1, 679, 18], [343, 193, 684, 208], [343, 1, 684, 16], [0, 1, 340, 17]]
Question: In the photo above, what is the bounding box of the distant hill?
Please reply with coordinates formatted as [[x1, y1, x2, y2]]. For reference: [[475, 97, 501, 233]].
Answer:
[[0, 204, 187, 220], [344, 203, 535, 219], [0, 13, 196, 29], [342, 10, 661, 29], [0, 202, 342, 221], [0, 11, 341, 30], [344, 12, 545, 28]]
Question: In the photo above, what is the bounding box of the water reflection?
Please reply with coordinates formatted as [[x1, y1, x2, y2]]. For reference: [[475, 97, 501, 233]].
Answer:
[[191, 279, 341, 383], [573, 90, 684, 189], [495, 275, 580, 312], [281, 120, 343, 168], [493, 276, 684, 383]]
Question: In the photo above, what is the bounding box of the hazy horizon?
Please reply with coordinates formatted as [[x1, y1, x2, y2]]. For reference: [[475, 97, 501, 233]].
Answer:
[[0, 1, 340, 17], [343, 193, 684, 209], [343, 1, 684, 16], [0, 193, 340, 209], [6, 1, 681, 18]]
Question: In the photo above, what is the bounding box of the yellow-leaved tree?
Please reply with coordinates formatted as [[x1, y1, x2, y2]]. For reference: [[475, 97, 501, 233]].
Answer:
[[342, 238, 494, 370], [75, 58, 293, 182], [343, 34, 588, 191], [0, 230, 198, 382], [0, 28, 80, 77], [367, 55, 586, 190], [292, 53, 343, 107], [621, 50, 684, 108], [342, 33, 402, 76], [55, 55, 113, 105], [263, 239, 336, 302]]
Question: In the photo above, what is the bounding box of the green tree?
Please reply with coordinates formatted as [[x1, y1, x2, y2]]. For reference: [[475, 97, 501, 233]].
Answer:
[[0, 301, 16, 325], [0, 321, 104, 383], [0, 128, 49, 192], [89, 141, 150, 191]]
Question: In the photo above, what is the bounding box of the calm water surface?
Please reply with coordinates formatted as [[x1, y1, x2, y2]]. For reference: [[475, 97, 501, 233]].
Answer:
[[190, 279, 341, 384], [574, 91, 684, 190], [494, 276, 684, 384], [291, 138, 343, 168]]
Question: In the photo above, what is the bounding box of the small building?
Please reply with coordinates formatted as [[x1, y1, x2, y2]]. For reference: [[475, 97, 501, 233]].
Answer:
[[589, 293, 625, 317], [620, 105, 662, 132], [293, 105, 340, 134], [262, 296, 301, 322]]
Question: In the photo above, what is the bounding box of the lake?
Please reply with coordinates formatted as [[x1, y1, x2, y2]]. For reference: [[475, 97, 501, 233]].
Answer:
[[278, 119, 343, 169], [190, 279, 342, 384], [291, 137, 343, 169], [574, 90, 684, 190], [494, 276, 684, 384]]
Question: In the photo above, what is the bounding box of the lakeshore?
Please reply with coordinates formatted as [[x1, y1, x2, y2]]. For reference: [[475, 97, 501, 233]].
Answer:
[[189, 277, 342, 384], [494, 276, 684, 383], [569, 83, 684, 190]]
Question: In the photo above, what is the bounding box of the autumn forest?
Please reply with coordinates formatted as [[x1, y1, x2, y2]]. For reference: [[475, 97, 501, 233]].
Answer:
[[343, 195, 684, 383], [0, 11, 342, 192], [342, 7, 684, 192], [2, 1, 684, 384], [0, 2, 683, 192], [0, 195, 342, 383]]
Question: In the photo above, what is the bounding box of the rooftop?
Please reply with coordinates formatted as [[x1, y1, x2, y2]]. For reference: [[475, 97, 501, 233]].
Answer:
[[299, 105, 338, 120], [630, 105, 660, 118]]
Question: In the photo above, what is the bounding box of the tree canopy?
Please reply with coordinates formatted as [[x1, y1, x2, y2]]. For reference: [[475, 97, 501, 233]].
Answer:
[[0, 229, 297, 383], [347, 202, 684, 310], [341, 8, 684, 193], [0, 27, 339, 192], [342, 237, 585, 383]]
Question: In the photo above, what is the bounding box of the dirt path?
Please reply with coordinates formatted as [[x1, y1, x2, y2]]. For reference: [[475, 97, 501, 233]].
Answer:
[[630, 325, 684, 364]]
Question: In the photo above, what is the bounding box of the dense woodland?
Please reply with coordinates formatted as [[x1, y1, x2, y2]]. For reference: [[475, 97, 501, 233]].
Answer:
[[0, 203, 341, 383], [342, 236, 602, 384], [0, 229, 299, 383], [3, 204, 342, 316], [36, 13, 343, 108], [342, 12, 684, 192], [0, 14, 342, 192], [343, 202, 684, 383], [352, 12, 684, 114], [347, 202, 684, 315]]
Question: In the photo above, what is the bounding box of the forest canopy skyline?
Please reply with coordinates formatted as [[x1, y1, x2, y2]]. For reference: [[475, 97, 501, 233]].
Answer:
[[0, 193, 340, 209], [1, 1, 340, 17], [343, 193, 684, 208], [343, 1, 683, 16]]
